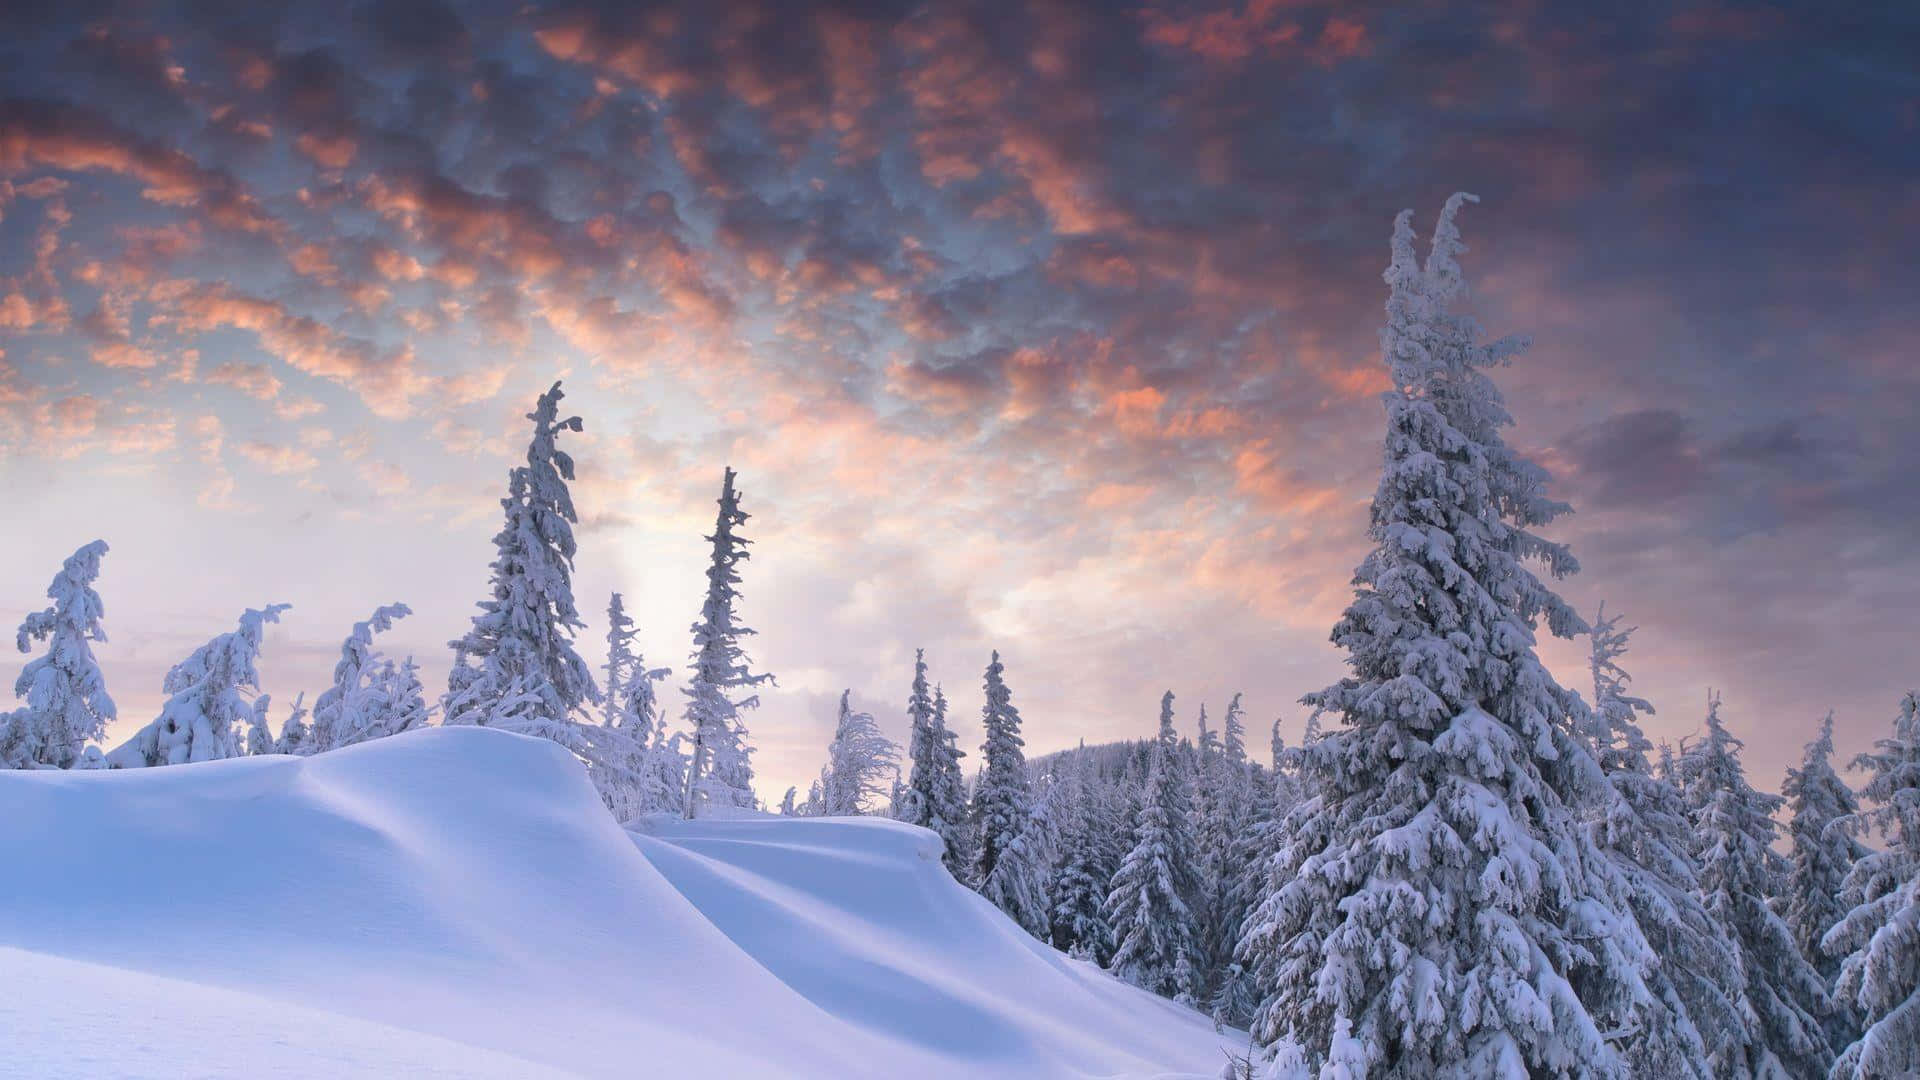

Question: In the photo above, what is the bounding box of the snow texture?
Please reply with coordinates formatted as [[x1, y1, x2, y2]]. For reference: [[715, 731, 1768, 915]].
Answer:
[[0, 726, 1236, 1078]]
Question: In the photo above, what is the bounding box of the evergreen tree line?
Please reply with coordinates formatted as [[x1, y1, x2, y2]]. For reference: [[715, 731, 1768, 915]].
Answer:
[[0, 383, 772, 824], [5, 199, 1918, 1078], [785, 195, 1920, 1078]]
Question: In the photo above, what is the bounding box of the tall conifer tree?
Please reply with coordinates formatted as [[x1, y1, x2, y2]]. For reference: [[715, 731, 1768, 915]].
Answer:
[[1236, 196, 1650, 1075], [1106, 691, 1202, 1005], [1686, 694, 1835, 1077], [681, 467, 770, 816], [1825, 691, 1920, 1078], [444, 382, 595, 735]]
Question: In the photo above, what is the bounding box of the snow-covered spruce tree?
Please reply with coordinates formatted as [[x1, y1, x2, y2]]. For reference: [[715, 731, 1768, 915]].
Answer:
[[896, 651, 971, 876], [680, 467, 771, 817], [1105, 691, 1202, 1005], [987, 767, 1060, 939], [1198, 693, 1259, 1017], [1051, 755, 1118, 963], [1218, 724, 1297, 1031], [308, 603, 413, 753], [1236, 195, 1652, 1076], [444, 382, 597, 738], [973, 651, 1032, 887], [1686, 693, 1835, 1077], [373, 658, 430, 736], [1584, 607, 1741, 1078], [6, 540, 115, 769], [1780, 712, 1867, 991], [1824, 691, 1920, 1079], [819, 689, 900, 816], [896, 652, 939, 823], [602, 592, 639, 732], [594, 591, 676, 822], [1223, 693, 1248, 766], [109, 605, 291, 767], [932, 684, 974, 869], [245, 693, 276, 756], [275, 692, 310, 755]]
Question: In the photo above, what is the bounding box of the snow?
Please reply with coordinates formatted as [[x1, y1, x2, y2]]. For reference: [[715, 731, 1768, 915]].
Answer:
[[0, 726, 1235, 1078]]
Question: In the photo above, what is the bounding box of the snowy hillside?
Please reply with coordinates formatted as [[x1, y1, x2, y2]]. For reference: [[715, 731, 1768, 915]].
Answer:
[[0, 727, 1238, 1079]]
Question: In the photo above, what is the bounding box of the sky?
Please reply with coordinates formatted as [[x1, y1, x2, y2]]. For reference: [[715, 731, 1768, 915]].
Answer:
[[0, 0, 1914, 801]]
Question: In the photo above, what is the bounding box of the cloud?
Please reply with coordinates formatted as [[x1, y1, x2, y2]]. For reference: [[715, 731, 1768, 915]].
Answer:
[[237, 439, 321, 475], [1554, 409, 1710, 508], [0, 0, 1911, 798], [204, 360, 285, 400], [158, 284, 425, 417], [0, 100, 278, 234]]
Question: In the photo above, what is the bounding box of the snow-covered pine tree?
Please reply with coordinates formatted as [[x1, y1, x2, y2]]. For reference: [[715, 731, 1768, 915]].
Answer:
[[444, 382, 597, 737], [1105, 690, 1202, 1005], [1656, 740, 1678, 786], [373, 658, 431, 736], [819, 689, 900, 816], [896, 652, 971, 876], [108, 604, 290, 767], [1051, 754, 1118, 963], [681, 467, 771, 817], [986, 768, 1059, 939], [973, 651, 1032, 887], [1824, 690, 1920, 1079], [309, 603, 413, 753], [1584, 607, 1740, 1078], [1197, 692, 1258, 1014], [5, 540, 115, 769], [643, 721, 687, 817], [276, 692, 310, 755], [1223, 694, 1247, 766], [1219, 721, 1297, 1032], [896, 650, 938, 825], [592, 591, 676, 822], [778, 787, 799, 816], [931, 683, 974, 869], [245, 693, 276, 756], [1686, 692, 1836, 1077], [1780, 712, 1867, 991], [602, 592, 637, 732], [1236, 195, 1651, 1076]]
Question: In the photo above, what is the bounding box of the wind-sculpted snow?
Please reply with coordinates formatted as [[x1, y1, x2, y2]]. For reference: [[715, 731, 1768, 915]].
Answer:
[[0, 726, 1232, 1077]]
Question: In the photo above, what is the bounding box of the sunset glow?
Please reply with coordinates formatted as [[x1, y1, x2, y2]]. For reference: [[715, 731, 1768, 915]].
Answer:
[[1, 0, 1912, 799]]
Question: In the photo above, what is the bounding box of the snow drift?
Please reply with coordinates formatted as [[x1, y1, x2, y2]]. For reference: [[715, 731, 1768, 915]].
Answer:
[[0, 727, 1236, 1078]]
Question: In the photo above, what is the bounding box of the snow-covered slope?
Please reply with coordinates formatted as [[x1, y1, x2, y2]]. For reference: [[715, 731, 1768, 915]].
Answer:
[[0, 727, 1235, 1078]]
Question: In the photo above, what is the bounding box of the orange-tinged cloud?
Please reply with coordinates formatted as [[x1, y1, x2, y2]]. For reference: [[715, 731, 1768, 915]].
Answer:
[[294, 132, 357, 170], [0, 102, 277, 234], [1103, 384, 1168, 436], [205, 360, 284, 400], [92, 342, 160, 369], [160, 283, 424, 418], [46, 394, 100, 438], [237, 439, 320, 474], [1141, 0, 1301, 66]]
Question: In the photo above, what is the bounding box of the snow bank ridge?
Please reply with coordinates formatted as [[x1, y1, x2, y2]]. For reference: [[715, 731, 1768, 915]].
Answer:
[[0, 726, 1231, 1078]]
